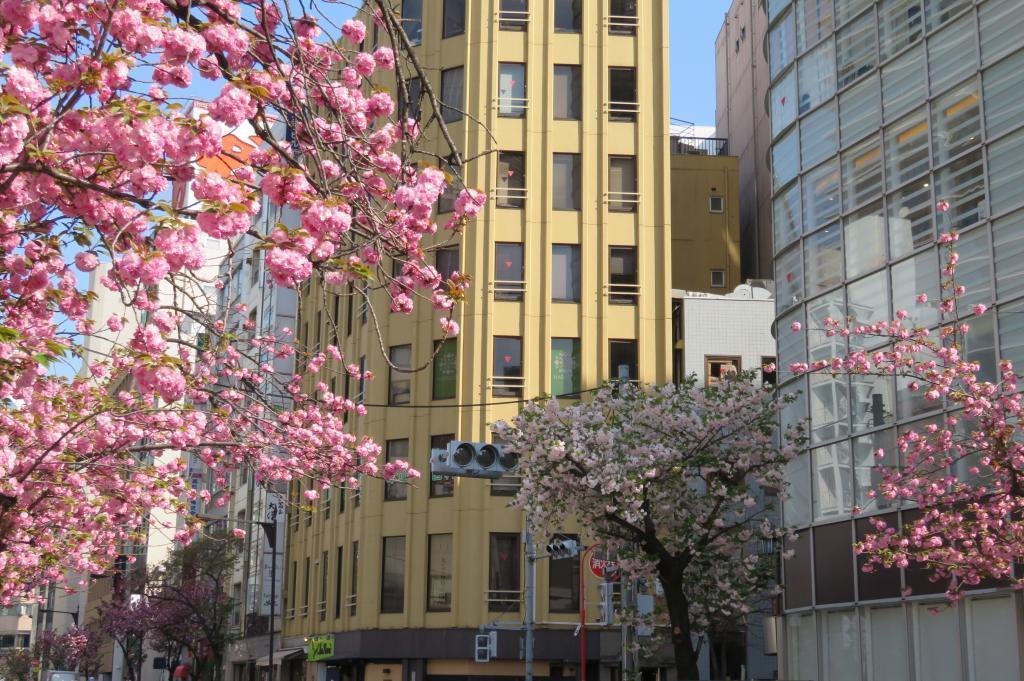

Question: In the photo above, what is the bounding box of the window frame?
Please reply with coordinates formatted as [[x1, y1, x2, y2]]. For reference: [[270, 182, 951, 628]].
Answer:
[[551, 244, 581, 303], [440, 66, 464, 124], [384, 439, 409, 501], [554, 0, 582, 32], [388, 345, 412, 406], [427, 533, 454, 612], [553, 64, 582, 120], [609, 339, 638, 382], [430, 434, 456, 497], [432, 338, 458, 401], [552, 152, 582, 211], [380, 536, 406, 614], [442, 0, 465, 38]]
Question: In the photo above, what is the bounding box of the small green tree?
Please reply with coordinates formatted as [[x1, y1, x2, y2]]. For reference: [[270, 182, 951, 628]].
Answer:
[[0, 648, 34, 681]]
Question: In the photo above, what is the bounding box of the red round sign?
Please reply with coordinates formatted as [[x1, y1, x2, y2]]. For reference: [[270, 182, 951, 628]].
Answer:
[[588, 555, 620, 580]]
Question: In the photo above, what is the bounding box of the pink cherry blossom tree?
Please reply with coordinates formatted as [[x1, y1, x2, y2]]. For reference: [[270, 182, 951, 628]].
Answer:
[[0, 0, 486, 604], [790, 232, 1024, 602], [34, 625, 102, 675], [496, 377, 802, 680]]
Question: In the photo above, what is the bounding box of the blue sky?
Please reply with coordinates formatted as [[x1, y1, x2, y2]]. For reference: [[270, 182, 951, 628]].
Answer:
[[669, 0, 732, 127]]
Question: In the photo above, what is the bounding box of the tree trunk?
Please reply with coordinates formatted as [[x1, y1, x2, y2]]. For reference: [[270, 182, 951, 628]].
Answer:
[[658, 566, 700, 681]]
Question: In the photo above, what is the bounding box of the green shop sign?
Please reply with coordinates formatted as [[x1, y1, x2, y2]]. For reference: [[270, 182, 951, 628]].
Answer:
[[307, 635, 334, 661]]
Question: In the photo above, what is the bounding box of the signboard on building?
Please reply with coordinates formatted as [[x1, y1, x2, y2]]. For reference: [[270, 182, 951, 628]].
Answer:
[[307, 635, 334, 662], [259, 493, 285, 615], [588, 555, 620, 580]]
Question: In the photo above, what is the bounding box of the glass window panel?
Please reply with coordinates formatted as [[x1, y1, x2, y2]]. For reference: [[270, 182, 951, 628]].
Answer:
[[436, 246, 459, 282], [979, 0, 1024, 65], [440, 67, 463, 123], [609, 339, 638, 381], [805, 223, 843, 295], [609, 67, 637, 122], [493, 336, 523, 397], [798, 39, 836, 114], [810, 372, 850, 444], [878, 0, 923, 61], [430, 434, 455, 497], [776, 244, 804, 313], [381, 536, 405, 613], [499, 0, 527, 31], [796, 0, 834, 52], [608, 155, 638, 212], [488, 533, 520, 611], [768, 0, 789, 23], [963, 310, 998, 383], [983, 49, 1024, 139], [384, 439, 409, 501], [842, 135, 883, 211], [778, 308, 807, 384], [934, 149, 985, 230], [825, 612, 861, 681], [495, 242, 524, 300], [847, 269, 891, 349], [816, 529, 857, 602], [432, 339, 457, 400], [427, 534, 453, 611], [554, 0, 582, 32], [402, 77, 422, 120], [955, 227, 992, 309], [553, 65, 581, 120], [548, 534, 581, 612], [498, 63, 526, 118], [609, 246, 638, 305], [839, 74, 880, 146], [927, 15, 977, 94], [442, 0, 465, 38], [866, 607, 910, 681], [994, 210, 1024, 300], [884, 108, 930, 190], [787, 613, 819, 681], [882, 45, 926, 121], [836, 11, 876, 88], [801, 101, 838, 169], [785, 531, 814, 608], [915, 603, 962, 681], [402, 0, 422, 45], [835, 0, 871, 25], [844, 202, 886, 277], [784, 452, 812, 527], [888, 179, 934, 259], [769, 11, 797, 79], [771, 68, 798, 138], [551, 244, 581, 302], [774, 182, 802, 251], [773, 128, 799, 191], [989, 130, 1024, 216], [802, 159, 840, 231], [970, 596, 1022, 680], [851, 374, 895, 433], [551, 338, 581, 396], [552, 153, 581, 210], [931, 78, 981, 165], [892, 249, 940, 328], [924, 0, 971, 32], [812, 441, 853, 519], [389, 345, 412, 406], [780, 376, 809, 433], [999, 300, 1024, 372], [808, 289, 846, 362], [497, 152, 526, 208], [853, 429, 899, 512]]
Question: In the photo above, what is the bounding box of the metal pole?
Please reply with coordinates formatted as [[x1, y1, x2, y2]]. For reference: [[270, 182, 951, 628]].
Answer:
[[524, 526, 535, 681], [621, 577, 636, 680], [579, 547, 597, 681], [261, 519, 277, 681]]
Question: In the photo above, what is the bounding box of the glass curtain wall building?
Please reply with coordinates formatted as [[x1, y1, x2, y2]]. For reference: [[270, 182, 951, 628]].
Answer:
[[768, 0, 1024, 679]]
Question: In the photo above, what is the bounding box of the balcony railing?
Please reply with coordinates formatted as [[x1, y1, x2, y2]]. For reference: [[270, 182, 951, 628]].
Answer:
[[498, 10, 528, 30], [672, 136, 729, 156], [317, 600, 327, 621], [608, 282, 640, 304], [606, 191, 640, 212], [494, 186, 527, 208], [491, 375, 525, 397], [497, 96, 528, 117], [487, 589, 522, 611], [606, 100, 639, 122], [494, 279, 526, 301], [608, 15, 638, 35]]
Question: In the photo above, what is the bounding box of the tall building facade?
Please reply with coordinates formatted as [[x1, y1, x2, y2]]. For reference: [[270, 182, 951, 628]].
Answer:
[[716, 0, 773, 280], [285, 1, 675, 680], [767, 0, 1024, 679]]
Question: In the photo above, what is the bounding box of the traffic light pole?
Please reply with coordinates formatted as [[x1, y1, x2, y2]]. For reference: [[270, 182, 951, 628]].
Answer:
[[524, 525, 536, 681]]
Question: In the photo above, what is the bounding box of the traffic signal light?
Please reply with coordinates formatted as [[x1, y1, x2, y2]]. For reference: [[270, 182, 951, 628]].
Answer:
[[430, 441, 519, 479], [598, 582, 615, 625], [474, 631, 497, 662], [546, 538, 581, 559]]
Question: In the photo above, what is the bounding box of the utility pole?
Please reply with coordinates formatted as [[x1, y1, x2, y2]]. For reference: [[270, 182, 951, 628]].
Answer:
[[260, 496, 279, 681], [620, 577, 636, 679], [523, 525, 535, 681]]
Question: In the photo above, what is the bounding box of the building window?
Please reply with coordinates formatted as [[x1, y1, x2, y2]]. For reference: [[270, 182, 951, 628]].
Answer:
[[709, 196, 724, 213], [552, 244, 581, 302], [762, 356, 777, 386], [349, 541, 358, 615], [553, 153, 581, 210], [334, 546, 344, 618], [303, 556, 310, 617], [608, 156, 638, 212], [495, 242, 524, 301], [401, 0, 422, 45], [553, 65, 582, 120], [436, 246, 460, 282], [440, 67, 464, 123], [493, 336, 524, 397], [381, 536, 406, 614], [548, 534, 580, 613], [710, 269, 726, 288], [319, 550, 329, 621], [551, 338, 581, 397], [400, 77, 422, 121], [608, 67, 638, 122], [488, 533, 521, 611], [498, 62, 527, 117], [836, 12, 876, 88], [499, 0, 528, 30], [442, 0, 465, 38], [609, 0, 638, 35], [554, 0, 581, 32], [497, 152, 526, 208], [431, 339, 458, 401], [427, 534, 453, 612], [706, 356, 741, 387], [288, 560, 297, 617], [430, 434, 456, 497], [609, 340, 638, 381], [384, 439, 409, 501], [388, 345, 412, 405], [437, 154, 461, 213], [355, 355, 365, 403], [609, 246, 638, 304]]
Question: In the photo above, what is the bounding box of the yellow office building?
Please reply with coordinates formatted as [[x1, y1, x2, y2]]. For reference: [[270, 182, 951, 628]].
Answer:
[[281, 2, 736, 681]]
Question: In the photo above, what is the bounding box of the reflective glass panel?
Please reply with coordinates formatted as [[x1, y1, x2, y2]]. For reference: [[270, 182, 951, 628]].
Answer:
[[770, 11, 798, 79], [887, 179, 933, 259], [796, 0, 834, 52], [776, 244, 805, 313], [882, 45, 925, 121], [934, 149, 985, 230], [798, 39, 836, 115], [839, 75, 880, 146], [836, 11, 876, 88], [927, 15, 977, 94], [800, 101, 838, 169], [773, 127, 800, 190], [988, 130, 1024, 216], [993, 210, 1024, 300], [775, 181, 803, 252], [772, 68, 798, 138], [983, 48, 1024, 138], [883, 107, 930, 190], [844, 202, 886, 278], [931, 78, 981, 165], [878, 0, 923, 62], [803, 159, 840, 231], [804, 223, 844, 295], [979, 0, 1024, 65], [842, 135, 882, 211]]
